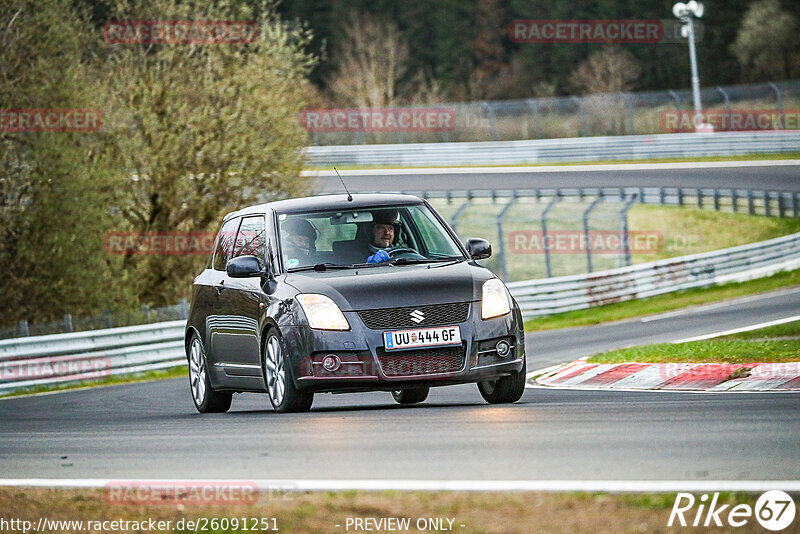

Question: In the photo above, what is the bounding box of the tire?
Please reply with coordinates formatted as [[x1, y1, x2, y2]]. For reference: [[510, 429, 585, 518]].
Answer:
[[477, 359, 526, 404], [188, 332, 232, 413], [392, 387, 430, 405], [263, 328, 313, 413]]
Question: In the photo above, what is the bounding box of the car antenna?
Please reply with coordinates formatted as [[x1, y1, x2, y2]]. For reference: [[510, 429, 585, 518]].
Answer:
[[333, 167, 353, 202]]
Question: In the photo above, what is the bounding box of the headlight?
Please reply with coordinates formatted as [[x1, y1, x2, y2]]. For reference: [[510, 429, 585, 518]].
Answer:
[[481, 278, 511, 319], [296, 294, 350, 331]]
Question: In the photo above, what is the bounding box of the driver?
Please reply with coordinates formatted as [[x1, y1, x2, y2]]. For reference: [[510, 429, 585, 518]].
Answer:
[[282, 218, 317, 267], [366, 210, 403, 263]]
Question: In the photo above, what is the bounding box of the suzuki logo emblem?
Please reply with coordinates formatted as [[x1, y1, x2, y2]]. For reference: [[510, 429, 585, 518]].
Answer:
[[409, 309, 425, 324]]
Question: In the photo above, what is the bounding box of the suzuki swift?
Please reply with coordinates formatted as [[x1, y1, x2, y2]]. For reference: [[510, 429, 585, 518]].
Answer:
[[186, 193, 526, 413]]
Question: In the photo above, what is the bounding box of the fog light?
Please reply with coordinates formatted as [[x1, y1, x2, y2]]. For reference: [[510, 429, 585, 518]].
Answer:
[[495, 340, 511, 357], [322, 354, 341, 371]]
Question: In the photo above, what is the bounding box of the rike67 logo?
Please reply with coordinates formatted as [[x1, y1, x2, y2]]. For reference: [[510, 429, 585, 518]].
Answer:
[[668, 491, 796, 531]]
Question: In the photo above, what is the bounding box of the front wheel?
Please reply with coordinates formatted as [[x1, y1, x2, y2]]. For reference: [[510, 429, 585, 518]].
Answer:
[[263, 329, 313, 413], [188, 333, 232, 413], [392, 387, 430, 405], [477, 359, 526, 404]]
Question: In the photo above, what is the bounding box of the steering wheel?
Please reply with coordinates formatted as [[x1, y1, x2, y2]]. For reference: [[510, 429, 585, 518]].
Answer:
[[385, 246, 424, 259]]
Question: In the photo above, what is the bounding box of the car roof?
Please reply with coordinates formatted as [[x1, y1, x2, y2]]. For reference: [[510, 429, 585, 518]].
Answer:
[[223, 193, 425, 221]]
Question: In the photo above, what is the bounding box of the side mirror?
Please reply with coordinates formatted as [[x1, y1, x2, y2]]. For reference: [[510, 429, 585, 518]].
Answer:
[[466, 238, 492, 260], [227, 255, 267, 278]]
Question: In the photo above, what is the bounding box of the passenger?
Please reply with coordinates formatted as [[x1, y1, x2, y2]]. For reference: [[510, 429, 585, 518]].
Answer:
[[282, 218, 317, 267]]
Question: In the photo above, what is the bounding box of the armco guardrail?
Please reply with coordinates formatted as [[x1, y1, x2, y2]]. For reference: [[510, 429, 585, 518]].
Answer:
[[0, 321, 186, 394], [1, 232, 799, 394], [507, 231, 800, 317], [305, 131, 800, 167]]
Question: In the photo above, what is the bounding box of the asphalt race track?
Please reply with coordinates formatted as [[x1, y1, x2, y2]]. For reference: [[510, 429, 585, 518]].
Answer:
[[1, 288, 798, 481], [312, 162, 800, 193]]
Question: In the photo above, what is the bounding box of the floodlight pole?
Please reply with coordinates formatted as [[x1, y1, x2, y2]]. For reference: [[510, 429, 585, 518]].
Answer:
[[683, 15, 703, 129]]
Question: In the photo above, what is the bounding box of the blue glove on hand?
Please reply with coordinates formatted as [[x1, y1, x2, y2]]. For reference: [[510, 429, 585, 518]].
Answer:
[[366, 250, 390, 264]]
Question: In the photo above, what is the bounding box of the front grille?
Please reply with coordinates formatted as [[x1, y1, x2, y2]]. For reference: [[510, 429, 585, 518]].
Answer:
[[358, 302, 470, 329], [377, 344, 466, 377]]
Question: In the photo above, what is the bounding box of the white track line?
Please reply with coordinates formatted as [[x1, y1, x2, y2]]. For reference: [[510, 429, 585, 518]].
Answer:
[[303, 160, 800, 176], [672, 315, 800, 344], [2, 478, 800, 492]]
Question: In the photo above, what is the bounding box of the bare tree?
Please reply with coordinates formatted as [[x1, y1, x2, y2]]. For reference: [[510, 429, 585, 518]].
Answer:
[[328, 12, 410, 108], [569, 47, 641, 136]]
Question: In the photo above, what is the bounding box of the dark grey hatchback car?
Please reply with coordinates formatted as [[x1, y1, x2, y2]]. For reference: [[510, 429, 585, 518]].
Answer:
[[185, 193, 526, 413]]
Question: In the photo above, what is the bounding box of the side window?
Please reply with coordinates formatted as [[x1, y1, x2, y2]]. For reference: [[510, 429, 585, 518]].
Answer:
[[233, 215, 266, 268], [212, 217, 241, 271]]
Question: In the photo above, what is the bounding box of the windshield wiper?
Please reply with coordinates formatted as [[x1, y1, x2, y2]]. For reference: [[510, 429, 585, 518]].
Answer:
[[390, 257, 464, 265], [288, 262, 354, 272]]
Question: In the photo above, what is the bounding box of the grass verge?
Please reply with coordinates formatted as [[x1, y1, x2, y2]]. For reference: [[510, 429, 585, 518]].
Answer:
[[524, 268, 800, 332], [0, 488, 770, 534], [0, 366, 187, 399], [588, 319, 800, 364]]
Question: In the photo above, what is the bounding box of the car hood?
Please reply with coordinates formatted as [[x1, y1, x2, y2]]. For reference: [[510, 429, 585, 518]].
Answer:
[[283, 260, 494, 311]]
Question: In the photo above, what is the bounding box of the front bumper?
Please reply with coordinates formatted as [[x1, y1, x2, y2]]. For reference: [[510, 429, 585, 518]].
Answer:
[[282, 301, 526, 393]]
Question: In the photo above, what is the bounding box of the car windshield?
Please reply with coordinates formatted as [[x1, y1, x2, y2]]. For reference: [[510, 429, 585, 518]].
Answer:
[[278, 204, 465, 270]]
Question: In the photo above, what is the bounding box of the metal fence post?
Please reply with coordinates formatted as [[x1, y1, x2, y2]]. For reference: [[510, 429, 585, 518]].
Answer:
[[768, 82, 783, 115], [622, 93, 634, 134], [571, 96, 587, 137], [63, 314, 73, 333], [582, 194, 604, 273], [18, 320, 29, 337], [697, 188, 703, 209], [541, 193, 561, 278], [716, 87, 731, 131], [619, 193, 639, 267], [748, 189, 755, 215], [778, 193, 786, 218], [525, 99, 541, 139], [482, 102, 498, 141], [731, 189, 738, 212], [677, 188, 684, 207], [450, 195, 473, 234], [496, 193, 518, 281], [103, 309, 112, 328], [794, 192, 799, 218], [764, 191, 771, 217], [713, 189, 720, 211], [668, 90, 682, 109]]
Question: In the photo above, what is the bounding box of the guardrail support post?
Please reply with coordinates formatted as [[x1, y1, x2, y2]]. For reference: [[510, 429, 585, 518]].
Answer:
[[778, 194, 786, 218], [18, 320, 29, 337], [582, 194, 604, 273], [63, 314, 73, 333], [748, 190, 754, 215], [764, 191, 771, 217], [713, 189, 720, 211], [496, 193, 519, 281], [659, 187, 666, 205], [103, 309, 112, 328], [731, 190, 738, 212], [677, 188, 684, 206], [697, 188, 703, 209], [794, 192, 799, 218], [179, 299, 189, 320], [541, 193, 562, 278]]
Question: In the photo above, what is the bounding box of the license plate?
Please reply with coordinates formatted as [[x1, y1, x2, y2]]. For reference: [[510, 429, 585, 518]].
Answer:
[[383, 326, 461, 351]]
